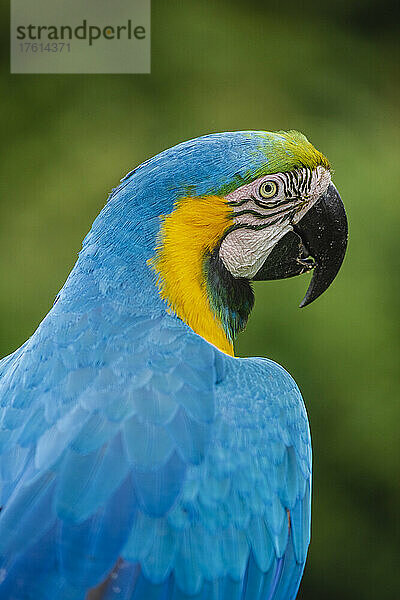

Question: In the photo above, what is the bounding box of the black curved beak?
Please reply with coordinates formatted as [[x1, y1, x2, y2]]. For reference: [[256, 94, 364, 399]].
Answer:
[[252, 183, 348, 307]]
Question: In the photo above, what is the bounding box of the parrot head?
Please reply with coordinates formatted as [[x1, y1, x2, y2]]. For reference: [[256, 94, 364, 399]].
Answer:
[[84, 130, 348, 356]]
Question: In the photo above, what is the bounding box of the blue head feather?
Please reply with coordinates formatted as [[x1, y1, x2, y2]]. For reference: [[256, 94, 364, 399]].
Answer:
[[56, 130, 326, 314]]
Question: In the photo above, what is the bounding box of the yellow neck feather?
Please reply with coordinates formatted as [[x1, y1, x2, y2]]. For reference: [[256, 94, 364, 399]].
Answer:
[[149, 196, 234, 355]]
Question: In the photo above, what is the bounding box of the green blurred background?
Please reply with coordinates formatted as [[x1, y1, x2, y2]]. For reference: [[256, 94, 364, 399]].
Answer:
[[1, 1, 399, 598]]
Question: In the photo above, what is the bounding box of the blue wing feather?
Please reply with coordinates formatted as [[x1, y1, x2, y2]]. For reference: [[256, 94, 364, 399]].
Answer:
[[0, 304, 311, 600]]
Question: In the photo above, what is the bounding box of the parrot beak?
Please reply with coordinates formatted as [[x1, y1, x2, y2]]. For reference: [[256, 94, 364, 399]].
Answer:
[[252, 183, 348, 307]]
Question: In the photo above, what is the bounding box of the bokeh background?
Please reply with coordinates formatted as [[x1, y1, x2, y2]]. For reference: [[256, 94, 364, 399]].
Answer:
[[1, 1, 399, 598]]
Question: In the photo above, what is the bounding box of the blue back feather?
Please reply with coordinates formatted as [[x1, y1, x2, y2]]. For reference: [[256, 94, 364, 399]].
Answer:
[[0, 131, 312, 599]]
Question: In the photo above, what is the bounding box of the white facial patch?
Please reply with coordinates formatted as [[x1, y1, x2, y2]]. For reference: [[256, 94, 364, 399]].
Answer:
[[219, 166, 331, 278]]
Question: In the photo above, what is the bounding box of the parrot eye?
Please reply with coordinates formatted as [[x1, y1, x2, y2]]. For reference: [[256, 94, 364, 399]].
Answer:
[[259, 180, 278, 200]]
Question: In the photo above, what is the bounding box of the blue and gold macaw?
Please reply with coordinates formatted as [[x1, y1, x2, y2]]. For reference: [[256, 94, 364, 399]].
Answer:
[[0, 131, 347, 600]]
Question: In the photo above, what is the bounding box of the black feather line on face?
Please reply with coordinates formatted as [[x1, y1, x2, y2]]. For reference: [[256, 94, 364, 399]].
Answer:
[[277, 174, 289, 198], [234, 203, 297, 221], [305, 168, 312, 194], [253, 196, 293, 210], [226, 169, 318, 240], [287, 170, 296, 195], [226, 197, 252, 207], [228, 168, 316, 212]]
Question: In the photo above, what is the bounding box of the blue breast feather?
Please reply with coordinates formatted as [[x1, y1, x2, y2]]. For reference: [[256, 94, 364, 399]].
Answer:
[[0, 302, 311, 600], [0, 131, 313, 599]]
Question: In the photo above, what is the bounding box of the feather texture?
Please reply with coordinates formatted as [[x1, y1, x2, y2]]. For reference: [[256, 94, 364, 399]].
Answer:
[[0, 307, 311, 599], [0, 130, 317, 599]]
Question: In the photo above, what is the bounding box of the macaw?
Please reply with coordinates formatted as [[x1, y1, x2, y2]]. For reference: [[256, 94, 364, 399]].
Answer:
[[0, 130, 347, 600]]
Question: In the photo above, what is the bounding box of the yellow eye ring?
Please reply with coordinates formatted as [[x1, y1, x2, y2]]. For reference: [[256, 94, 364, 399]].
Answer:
[[259, 180, 278, 199]]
